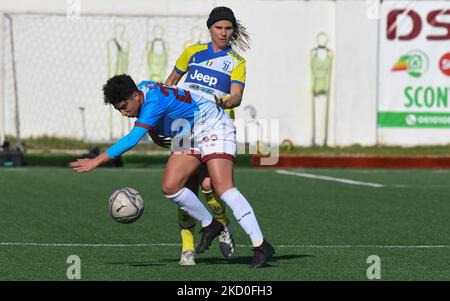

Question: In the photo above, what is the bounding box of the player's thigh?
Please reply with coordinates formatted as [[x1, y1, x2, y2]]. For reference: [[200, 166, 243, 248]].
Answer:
[[162, 153, 201, 195], [205, 158, 234, 197]]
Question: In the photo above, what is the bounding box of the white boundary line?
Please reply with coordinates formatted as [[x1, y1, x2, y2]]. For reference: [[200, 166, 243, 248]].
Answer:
[[276, 170, 384, 188], [0, 242, 180, 247], [0, 242, 449, 248], [276, 245, 450, 249]]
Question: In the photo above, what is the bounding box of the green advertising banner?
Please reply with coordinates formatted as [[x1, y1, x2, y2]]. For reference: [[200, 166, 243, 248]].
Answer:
[[378, 112, 450, 128]]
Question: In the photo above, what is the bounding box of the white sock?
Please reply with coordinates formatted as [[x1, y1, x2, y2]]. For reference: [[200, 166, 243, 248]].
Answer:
[[221, 187, 264, 242], [165, 188, 213, 228], [252, 240, 264, 248]]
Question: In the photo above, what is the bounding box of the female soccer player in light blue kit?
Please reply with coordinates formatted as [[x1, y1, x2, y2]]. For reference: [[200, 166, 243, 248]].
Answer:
[[68, 75, 274, 268]]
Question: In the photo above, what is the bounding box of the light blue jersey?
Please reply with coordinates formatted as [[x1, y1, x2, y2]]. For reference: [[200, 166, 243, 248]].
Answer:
[[135, 81, 225, 136], [106, 81, 230, 159]]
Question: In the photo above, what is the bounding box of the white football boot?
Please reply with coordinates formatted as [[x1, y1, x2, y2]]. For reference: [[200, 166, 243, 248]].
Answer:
[[219, 222, 235, 257], [179, 250, 196, 266]]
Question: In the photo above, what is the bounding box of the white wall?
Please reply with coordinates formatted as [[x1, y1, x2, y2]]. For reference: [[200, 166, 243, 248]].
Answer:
[[221, 0, 336, 146], [0, 0, 213, 16], [0, 13, 4, 145], [4, 0, 442, 147], [334, 0, 379, 146]]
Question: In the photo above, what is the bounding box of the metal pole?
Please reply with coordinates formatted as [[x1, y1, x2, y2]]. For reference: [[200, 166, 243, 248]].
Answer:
[[79, 106, 87, 142], [324, 92, 330, 147], [311, 92, 316, 146], [0, 13, 5, 146], [375, 0, 381, 146], [6, 14, 20, 149]]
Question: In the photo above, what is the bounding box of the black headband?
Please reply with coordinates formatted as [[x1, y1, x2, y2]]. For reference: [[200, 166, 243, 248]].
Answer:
[[207, 9, 237, 28]]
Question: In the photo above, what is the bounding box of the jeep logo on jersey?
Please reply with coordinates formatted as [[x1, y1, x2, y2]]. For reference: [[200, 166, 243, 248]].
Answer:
[[189, 70, 218, 87]]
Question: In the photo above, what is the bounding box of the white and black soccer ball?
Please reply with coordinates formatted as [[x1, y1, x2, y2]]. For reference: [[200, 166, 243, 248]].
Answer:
[[108, 187, 144, 224]]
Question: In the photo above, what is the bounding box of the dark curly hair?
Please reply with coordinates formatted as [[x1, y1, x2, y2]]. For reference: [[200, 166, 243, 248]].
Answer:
[[103, 74, 138, 105]]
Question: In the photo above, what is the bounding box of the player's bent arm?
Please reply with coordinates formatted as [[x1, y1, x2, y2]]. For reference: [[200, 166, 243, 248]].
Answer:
[[165, 68, 183, 86], [217, 83, 245, 109], [229, 83, 244, 108]]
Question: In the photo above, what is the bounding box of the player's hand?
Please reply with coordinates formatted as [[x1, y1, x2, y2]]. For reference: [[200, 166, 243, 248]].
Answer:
[[214, 95, 229, 109], [153, 134, 172, 148], [68, 158, 98, 173]]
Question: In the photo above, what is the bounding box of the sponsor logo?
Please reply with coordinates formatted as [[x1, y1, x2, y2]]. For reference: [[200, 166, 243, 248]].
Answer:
[[387, 9, 450, 41], [189, 69, 218, 86], [140, 83, 156, 93], [188, 84, 215, 95], [439, 52, 450, 76], [404, 86, 450, 109], [379, 112, 450, 128], [392, 50, 429, 78], [222, 60, 231, 71], [405, 114, 417, 126], [407, 113, 450, 126], [237, 211, 251, 222]]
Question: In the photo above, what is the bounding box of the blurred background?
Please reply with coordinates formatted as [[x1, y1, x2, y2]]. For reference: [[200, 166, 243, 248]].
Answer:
[[0, 0, 449, 163]]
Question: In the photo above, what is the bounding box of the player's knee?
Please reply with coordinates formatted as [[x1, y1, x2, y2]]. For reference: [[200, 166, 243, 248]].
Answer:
[[201, 177, 212, 192], [213, 184, 235, 198], [161, 181, 182, 196]]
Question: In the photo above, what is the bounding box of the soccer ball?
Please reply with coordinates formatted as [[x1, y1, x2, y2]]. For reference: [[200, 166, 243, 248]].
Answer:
[[108, 187, 144, 224]]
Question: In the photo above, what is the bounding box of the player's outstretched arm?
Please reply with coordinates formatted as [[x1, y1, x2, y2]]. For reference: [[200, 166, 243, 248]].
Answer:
[[69, 152, 111, 173], [69, 126, 148, 173]]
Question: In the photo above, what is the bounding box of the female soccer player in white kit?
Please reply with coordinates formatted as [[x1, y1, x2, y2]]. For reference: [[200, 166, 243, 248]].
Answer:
[[165, 6, 251, 264]]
